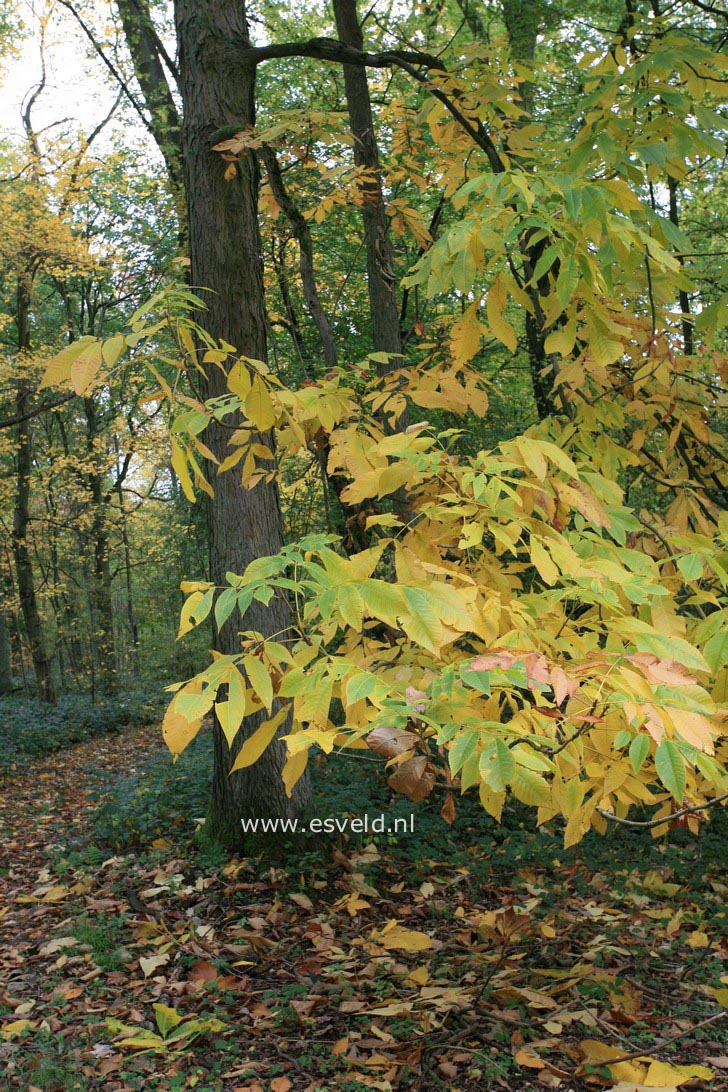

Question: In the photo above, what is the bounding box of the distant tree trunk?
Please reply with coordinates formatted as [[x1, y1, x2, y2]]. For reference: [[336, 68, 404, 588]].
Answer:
[[332, 0, 403, 371], [667, 179, 694, 355], [115, 473, 140, 676], [13, 277, 56, 704], [0, 600, 13, 696], [260, 147, 338, 371], [501, 0, 538, 115], [175, 0, 309, 848], [84, 395, 118, 695], [115, 0, 184, 203], [454, 0, 488, 40]]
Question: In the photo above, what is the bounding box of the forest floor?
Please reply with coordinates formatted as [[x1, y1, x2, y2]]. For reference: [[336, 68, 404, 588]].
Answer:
[[0, 723, 726, 1092]]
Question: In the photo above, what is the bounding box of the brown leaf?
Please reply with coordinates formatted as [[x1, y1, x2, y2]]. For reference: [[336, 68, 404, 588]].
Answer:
[[387, 756, 435, 802], [188, 960, 218, 985], [366, 726, 419, 758], [515, 1048, 546, 1070], [441, 792, 456, 825]]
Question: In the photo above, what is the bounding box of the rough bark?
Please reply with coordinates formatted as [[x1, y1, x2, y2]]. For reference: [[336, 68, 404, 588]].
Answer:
[[175, 0, 310, 848], [454, 0, 488, 40]]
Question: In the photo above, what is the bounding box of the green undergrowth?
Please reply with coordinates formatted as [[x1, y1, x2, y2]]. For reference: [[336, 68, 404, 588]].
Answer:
[[88, 732, 728, 914], [0, 690, 166, 772]]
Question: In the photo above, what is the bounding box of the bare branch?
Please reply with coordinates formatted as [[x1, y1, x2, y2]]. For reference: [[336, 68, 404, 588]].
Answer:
[[0, 394, 75, 431], [598, 791, 728, 830]]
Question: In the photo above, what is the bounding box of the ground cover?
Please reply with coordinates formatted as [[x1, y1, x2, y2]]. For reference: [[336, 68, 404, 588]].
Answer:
[[0, 723, 725, 1091]]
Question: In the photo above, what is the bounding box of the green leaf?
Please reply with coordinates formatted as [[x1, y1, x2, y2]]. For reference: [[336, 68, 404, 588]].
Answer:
[[449, 729, 479, 776], [677, 554, 703, 582], [629, 734, 650, 774], [345, 671, 380, 704], [481, 738, 516, 792], [460, 663, 491, 695], [401, 588, 443, 653], [704, 630, 728, 675], [621, 619, 709, 674], [214, 587, 239, 631], [655, 738, 686, 803]]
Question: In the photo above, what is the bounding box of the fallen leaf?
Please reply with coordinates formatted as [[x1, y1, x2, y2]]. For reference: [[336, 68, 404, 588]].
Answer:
[[139, 953, 170, 978], [371, 921, 434, 952]]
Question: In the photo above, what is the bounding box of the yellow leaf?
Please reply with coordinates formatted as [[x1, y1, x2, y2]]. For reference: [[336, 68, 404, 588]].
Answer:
[[245, 374, 276, 430], [371, 921, 434, 952], [450, 301, 483, 365], [588, 324, 624, 366], [487, 274, 518, 353], [515, 1048, 546, 1070], [1, 1019, 35, 1040], [171, 438, 196, 502], [139, 953, 170, 978], [102, 333, 126, 368], [229, 705, 288, 772], [116, 1032, 165, 1050], [405, 965, 430, 986], [228, 360, 252, 400], [644, 1060, 714, 1086], [39, 336, 95, 390], [70, 339, 103, 395], [243, 653, 274, 712], [282, 748, 308, 797], [178, 590, 204, 638], [162, 682, 206, 758], [41, 885, 69, 902], [530, 539, 559, 585], [686, 930, 710, 948], [544, 317, 577, 357]]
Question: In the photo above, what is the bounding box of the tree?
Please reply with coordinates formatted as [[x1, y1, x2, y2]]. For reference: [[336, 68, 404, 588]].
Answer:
[[155, 3, 728, 841], [173, 0, 310, 844], [38, 0, 727, 846]]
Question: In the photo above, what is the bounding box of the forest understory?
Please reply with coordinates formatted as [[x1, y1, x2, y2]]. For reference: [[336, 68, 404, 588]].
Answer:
[[0, 721, 726, 1092]]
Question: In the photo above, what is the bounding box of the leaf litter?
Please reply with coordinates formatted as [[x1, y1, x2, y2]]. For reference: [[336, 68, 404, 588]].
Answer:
[[0, 725, 725, 1090]]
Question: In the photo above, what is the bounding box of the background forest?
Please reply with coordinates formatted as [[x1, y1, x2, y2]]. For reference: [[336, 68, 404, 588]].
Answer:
[[0, 0, 727, 1089]]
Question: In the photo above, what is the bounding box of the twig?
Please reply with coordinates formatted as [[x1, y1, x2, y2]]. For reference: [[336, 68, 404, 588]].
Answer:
[[578, 1010, 727, 1068], [598, 791, 728, 830]]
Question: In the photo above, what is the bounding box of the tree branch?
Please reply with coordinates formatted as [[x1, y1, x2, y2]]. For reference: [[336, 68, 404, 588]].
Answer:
[[239, 37, 504, 173], [598, 791, 728, 830], [0, 394, 75, 432]]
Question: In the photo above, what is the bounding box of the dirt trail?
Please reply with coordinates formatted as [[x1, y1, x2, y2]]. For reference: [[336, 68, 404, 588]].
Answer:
[[0, 725, 162, 948]]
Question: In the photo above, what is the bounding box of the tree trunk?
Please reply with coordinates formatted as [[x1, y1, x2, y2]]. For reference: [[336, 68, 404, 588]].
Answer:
[[116, 473, 140, 676], [115, 0, 184, 199], [260, 147, 338, 371], [84, 395, 118, 695], [332, 0, 403, 369], [175, 0, 310, 848], [12, 278, 56, 704], [0, 599, 13, 696]]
